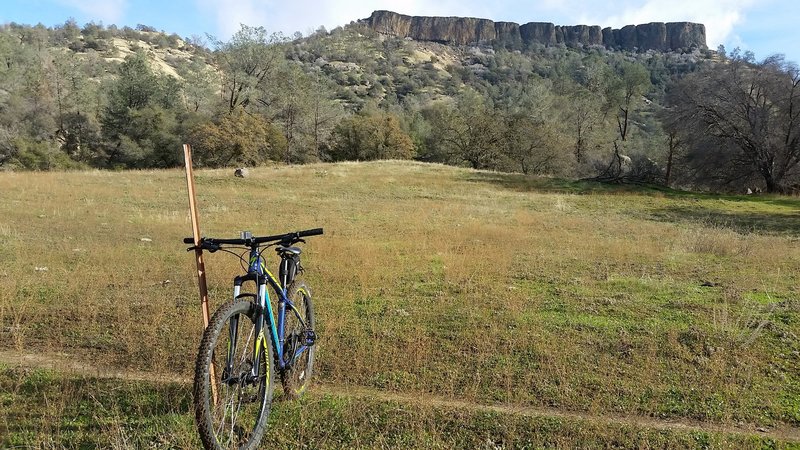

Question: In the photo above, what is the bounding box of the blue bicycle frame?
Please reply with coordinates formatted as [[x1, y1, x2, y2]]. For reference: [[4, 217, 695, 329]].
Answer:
[[226, 246, 312, 381]]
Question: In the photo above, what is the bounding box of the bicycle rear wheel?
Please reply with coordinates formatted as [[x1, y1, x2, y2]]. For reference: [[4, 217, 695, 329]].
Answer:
[[194, 300, 274, 450], [280, 282, 316, 399]]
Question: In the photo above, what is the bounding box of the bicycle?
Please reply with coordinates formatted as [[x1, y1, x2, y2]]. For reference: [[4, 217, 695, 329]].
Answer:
[[184, 227, 323, 450]]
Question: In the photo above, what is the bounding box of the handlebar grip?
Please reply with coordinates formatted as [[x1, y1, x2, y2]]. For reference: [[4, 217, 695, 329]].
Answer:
[[299, 228, 324, 237], [184, 237, 196, 244]]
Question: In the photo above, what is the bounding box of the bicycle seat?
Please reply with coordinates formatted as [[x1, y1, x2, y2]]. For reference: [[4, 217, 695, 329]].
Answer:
[[276, 246, 301, 255]]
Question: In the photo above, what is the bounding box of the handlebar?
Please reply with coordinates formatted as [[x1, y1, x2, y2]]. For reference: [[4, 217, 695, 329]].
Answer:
[[184, 228, 323, 250]]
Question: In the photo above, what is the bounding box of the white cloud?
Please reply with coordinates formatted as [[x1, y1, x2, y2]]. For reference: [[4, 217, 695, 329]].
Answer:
[[196, 0, 270, 38], [196, 0, 485, 38], [55, 0, 127, 24], [177, 0, 794, 64], [193, 0, 769, 53], [574, 0, 758, 47]]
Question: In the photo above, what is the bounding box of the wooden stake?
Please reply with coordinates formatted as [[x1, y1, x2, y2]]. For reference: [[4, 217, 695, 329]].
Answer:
[[183, 143, 218, 405], [183, 144, 212, 328]]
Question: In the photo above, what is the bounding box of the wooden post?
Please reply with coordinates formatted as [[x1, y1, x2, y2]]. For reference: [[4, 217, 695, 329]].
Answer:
[[183, 143, 218, 405], [183, 144, 212, 328]]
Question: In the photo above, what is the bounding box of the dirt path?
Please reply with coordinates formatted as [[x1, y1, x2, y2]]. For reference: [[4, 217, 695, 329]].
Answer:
[[1, 350, 798, 443]]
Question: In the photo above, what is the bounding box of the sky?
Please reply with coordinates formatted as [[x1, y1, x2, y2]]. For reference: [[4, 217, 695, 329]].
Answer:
[[2, 0, 798, 64]]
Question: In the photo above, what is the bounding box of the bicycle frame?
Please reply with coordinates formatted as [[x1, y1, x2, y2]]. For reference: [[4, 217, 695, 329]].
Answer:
[[225, 246, 312, 382]]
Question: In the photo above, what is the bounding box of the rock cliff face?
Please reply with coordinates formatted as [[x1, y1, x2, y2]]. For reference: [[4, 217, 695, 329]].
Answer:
[[363, 10, 706, 52]]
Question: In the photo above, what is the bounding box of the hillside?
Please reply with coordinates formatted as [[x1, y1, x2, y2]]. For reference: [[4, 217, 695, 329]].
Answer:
[[0, 161, 798, 446], [1, 13, 798, 192]]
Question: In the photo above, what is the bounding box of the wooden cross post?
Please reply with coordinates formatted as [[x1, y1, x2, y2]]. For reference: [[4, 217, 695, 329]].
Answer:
[[183, 143, 218, 405]]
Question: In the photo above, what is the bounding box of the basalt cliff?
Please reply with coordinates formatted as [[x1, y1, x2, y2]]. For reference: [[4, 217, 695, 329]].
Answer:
[[362, 10, 706, 52]]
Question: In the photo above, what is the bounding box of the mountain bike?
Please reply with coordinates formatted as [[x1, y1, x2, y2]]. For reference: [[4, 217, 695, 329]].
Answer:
[[184, 227, 323, 450]]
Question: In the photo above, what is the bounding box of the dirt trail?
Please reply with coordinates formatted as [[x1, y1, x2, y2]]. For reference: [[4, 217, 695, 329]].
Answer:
[[1, 350, 798, 443]]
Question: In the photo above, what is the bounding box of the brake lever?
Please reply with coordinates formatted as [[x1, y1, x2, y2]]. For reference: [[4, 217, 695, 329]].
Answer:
[[186, 243, 221, 253]]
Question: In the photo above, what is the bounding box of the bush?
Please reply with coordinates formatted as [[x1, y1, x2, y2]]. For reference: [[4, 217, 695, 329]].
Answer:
[[9, 138, 84, 170], [328, 111, 415, 161], [188, 111, 287, 167]]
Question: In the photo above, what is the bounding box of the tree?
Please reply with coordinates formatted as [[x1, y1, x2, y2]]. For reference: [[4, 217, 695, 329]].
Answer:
[[666, 54, 800, 192], [47, 51, 104, 162], [105, 52, 161, 111], [267, 63, 311, 164], [428, 90, 504, 170], [329, 111, 414, 161], [101, 52, 183, 167], [0, 126, 18, 167], [189, 111, 286, 166], [502, 113, 560, 174], [498, 77, 563, 175], [607, 62, 651, 142], [664, 129, 682, 187], [212, 25, 286, 113], [562, 88, 604, 166], [304, 74, 344, 161], [176, 58, 218, 114]]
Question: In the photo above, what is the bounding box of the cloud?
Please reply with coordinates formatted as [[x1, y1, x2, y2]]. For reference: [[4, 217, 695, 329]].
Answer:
[[193, 0, 766, 52], [195, 0, 269, 38], [177, 0, 795, 64], [196, 0, 484, 38], [574, 0, 758, 47], [55, 0, 127, 24]]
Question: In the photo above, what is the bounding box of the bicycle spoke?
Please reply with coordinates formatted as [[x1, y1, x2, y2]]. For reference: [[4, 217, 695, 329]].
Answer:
[[280, 283, 315, 399], [196, 300, 273, 450]]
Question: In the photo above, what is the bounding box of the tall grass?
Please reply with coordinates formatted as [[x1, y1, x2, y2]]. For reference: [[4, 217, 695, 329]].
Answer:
[[0, 161, 798, 442]]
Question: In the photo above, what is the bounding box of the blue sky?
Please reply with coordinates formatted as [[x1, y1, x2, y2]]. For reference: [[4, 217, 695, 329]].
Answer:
[[2, 0, 798, 64]]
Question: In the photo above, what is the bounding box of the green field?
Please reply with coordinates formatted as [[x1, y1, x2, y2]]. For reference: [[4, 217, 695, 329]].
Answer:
[[1, 161, 798, 448]]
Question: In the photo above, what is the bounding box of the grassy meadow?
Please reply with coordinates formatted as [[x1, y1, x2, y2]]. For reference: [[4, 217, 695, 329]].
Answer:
[[0, 161, 798, 448]]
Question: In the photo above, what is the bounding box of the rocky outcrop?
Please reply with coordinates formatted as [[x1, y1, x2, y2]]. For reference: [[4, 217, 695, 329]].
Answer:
[[363, 10, 706, 52]]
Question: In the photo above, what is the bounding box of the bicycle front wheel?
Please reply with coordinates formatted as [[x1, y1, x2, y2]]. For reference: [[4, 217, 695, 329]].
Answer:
[[194, 300, 275, 450]]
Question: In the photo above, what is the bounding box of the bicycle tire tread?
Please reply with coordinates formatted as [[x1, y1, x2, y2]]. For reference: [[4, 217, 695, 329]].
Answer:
[[194, 300, 273, 450]]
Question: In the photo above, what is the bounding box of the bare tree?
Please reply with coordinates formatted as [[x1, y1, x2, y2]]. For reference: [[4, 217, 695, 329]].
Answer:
[[666, 53, 800, 192], [502, 113, 559, 174], [429, 91, 505, 170], [608, 62, 650, 142], [664, 129, 682, 187]]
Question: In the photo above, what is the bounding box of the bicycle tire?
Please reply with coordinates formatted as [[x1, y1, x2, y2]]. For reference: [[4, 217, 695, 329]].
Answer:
[[280, 282, 315, 400], [194, 299, 275, 450]]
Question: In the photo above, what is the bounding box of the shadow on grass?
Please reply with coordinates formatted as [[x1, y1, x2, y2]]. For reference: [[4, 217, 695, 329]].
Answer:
[[465, 171, 799, 202], [648, 206, 800, 236], [1, 368, 192, 440], [464, 171, 800, 235], [462, 171, 671, 195]]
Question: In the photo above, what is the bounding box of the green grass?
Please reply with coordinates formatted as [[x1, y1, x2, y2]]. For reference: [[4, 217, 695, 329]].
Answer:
[[0, 367, 790, 449], [0, 161, 798, 446]]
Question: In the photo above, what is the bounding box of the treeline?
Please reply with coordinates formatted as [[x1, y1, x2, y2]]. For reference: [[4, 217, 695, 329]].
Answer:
[[0, 20, 798, 193]]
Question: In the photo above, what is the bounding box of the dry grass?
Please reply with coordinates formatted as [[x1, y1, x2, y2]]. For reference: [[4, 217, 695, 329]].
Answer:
[[1, 161, 798, 446]]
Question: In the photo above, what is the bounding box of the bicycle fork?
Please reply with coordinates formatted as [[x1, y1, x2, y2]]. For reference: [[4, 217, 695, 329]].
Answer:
[[225, 279, 271, 385], [225, 275, 314, 383]]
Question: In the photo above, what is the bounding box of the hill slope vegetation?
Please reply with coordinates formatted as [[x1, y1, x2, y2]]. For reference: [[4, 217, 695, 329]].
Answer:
[[1, 16, 798, 192]]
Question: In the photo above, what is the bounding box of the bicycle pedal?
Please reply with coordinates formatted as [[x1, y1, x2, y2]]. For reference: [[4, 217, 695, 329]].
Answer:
[[305, 329, 317, 345]]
